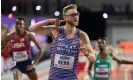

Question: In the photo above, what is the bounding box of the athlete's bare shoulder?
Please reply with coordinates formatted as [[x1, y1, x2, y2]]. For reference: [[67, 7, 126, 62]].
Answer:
[[24, 31, 33, 41], [26, 30, 35, 37], [25, 30, 33, 38], [79, 30, 88, 37], [25, 30, 31, 35], [7, 31, 15, 37], [79, 30, 90, 44]]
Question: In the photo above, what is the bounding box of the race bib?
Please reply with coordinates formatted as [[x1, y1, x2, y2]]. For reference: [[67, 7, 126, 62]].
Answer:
[[95, 67, 109, 78], [78, 56, 87, 62], [54, 54, 74, 69], [13, 51, 28, 62]]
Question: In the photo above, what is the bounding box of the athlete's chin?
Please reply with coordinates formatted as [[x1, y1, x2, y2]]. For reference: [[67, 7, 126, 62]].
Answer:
[[17, 30, 24, 35], [74, 23, 78, 27]]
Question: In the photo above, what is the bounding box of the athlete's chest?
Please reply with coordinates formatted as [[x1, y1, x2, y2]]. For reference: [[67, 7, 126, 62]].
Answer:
[[10, 34, 29, 48], [57, 34, 79, 45], [57, 36, 79, 49], [94, 58, 111, 67], [11, 38, 25, 48]]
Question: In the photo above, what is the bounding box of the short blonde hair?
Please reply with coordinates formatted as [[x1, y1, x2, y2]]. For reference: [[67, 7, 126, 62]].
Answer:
[[63, 4, 77, 16]]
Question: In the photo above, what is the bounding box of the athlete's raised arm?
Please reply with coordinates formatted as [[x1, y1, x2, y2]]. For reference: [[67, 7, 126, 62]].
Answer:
[[29, 19, 65, 35]]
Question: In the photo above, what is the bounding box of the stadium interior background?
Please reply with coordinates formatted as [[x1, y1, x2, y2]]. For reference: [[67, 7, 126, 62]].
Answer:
[[1, 0, 133, 80]]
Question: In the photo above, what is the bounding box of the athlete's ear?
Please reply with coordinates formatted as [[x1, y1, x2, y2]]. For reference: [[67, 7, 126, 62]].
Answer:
[[63, 16, 67, 20]]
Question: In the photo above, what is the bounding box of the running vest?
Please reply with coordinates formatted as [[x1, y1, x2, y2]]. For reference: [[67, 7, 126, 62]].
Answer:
[[94, 52, 111, 80], [10, 31, 31, 62], [49, 26, 80, 80]]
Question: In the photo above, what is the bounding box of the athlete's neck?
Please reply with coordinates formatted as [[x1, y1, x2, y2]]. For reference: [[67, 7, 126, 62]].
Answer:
[[15, 31, 24, 36], [65, 23, 76, 34], [99, 50, 106, 56]]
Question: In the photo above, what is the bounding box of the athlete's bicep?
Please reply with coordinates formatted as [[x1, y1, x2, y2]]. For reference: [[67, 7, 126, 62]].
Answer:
[[110, 53, 121, 63], [29, 33, 42, 51], [108, 49, 120, 62], [80, 32, 94, 53]]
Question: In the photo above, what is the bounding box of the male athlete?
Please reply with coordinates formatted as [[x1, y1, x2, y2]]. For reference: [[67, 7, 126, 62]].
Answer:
[[1, 25, 11, 73], [29, 4, 95, 80], [93, 38, 133, 80], [2, 17, 43, 80]]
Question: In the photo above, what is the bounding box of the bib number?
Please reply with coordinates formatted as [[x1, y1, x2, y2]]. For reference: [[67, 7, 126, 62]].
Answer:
[[95, 67, 109, 78], [13, 51, 28, 62], [54, 54, 74, 69]]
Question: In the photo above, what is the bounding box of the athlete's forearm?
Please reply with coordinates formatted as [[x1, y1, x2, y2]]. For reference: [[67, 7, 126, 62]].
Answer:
[[86, 53, 96, 62], [29, 20, 49, 32], [33, 50, 43, 66], [85, 45, 96, 62], [112, 57, 121, 63], [120, 60, 133, 64], [88, 62, 94, 72]]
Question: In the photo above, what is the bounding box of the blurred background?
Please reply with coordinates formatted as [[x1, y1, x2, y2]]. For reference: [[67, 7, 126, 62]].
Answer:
[[1, 0, 133, 80]]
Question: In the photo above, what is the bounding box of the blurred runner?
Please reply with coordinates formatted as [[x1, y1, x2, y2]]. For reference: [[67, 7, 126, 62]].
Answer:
[[1, 17, 43, 80], [77, 52, 89, 80], [92, 37, 133, 80]]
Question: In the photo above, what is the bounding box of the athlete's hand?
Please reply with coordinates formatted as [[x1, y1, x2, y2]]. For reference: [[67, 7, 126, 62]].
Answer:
[[80, 42, 89, 56], [26, 64, 35, 71], [46, 18, 58, 24], [88, 72, 94, 80], [46, 18, 65, 27]]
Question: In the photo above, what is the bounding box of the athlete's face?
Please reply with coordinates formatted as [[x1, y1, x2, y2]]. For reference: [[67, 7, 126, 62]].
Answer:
[[15, 19, 25, 34], [97, 39, 107, 51], [64, 9, 79, 27]]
